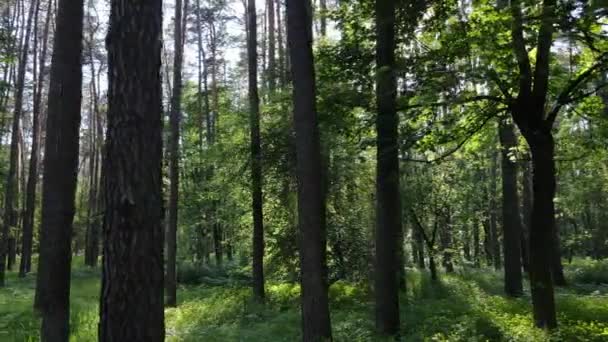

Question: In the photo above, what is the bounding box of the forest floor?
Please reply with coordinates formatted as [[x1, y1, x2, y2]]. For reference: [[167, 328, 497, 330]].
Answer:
[[1, 258, 607, 341]]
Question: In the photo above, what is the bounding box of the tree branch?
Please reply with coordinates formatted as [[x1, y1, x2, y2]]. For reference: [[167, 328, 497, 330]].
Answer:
[[546, 52, 608, 126]]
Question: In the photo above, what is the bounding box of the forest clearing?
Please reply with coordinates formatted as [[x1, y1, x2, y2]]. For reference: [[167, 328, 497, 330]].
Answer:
[[1, 0, 608, 340]]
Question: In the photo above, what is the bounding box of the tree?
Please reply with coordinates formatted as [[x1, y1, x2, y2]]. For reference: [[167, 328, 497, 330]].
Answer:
[[286, 0, 332, 340], [506, 0, 607, 328], [498, 118, 523, 296], [0, 0, 36, 286], [34, 0, 84, 339], [374, 0, 401, 336], [99, 0, 165, 340], [20, 0, 52, 277], [166, 0, 185, 309], [247, 0, 265, 302]]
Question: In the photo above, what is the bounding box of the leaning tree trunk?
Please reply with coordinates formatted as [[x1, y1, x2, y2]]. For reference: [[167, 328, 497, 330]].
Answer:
[[247, 0, 266, 302], [286, 0, 333, 339], [498, 119, 523, 296], [99, 1, 165, 341], [527, 131, 558, 329], [374, 0, 401, 336], [34, 0, 83, 340]]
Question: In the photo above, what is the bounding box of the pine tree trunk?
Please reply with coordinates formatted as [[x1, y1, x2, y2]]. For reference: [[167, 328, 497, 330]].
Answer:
[[247, 0, 266, 302], [34, 1, 83, 340], [498, 119, 523, 296], [286, 0, 332, 339], [99, 1, 164, 341]]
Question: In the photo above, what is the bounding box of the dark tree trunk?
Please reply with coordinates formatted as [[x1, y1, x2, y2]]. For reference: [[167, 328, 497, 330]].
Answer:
[[99, 1, 165, 340], [521, 160, 532, 273], [166, 0, 184, 308], [34, 0, 84, 340], [526, 132, 557, 329], [247, 0, 265, 302], [498, 119, 523, 296], [373, 0, 401, 336], [1, 0, 36, 287], [286, 0, 332, 339], [429, 254, 437, 282], [551, 224, 566, 286], [21, 0, 50, 277]]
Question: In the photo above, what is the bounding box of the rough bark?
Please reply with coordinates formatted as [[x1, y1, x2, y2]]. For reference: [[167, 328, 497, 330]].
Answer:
[[34, 0, 83, 340], [99, 1, 165, 340], [498, 119, 523, 296], [247, 0, 266, 302], [286, 0, 332, 339]]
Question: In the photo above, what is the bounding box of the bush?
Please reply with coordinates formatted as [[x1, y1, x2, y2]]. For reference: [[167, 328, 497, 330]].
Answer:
[[567, 258, 608, 285]]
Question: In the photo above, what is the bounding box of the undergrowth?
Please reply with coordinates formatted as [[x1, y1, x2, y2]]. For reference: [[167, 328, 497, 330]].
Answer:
[[0, 258, 607, 341]]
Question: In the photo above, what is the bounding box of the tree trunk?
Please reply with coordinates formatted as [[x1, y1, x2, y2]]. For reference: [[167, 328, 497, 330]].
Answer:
[[286, 0, 332, 339], [319, 0, 327, 37], [34, 0, 83, 340], [440, 219, 454, 273], [527, 132, 558, 329], [489, 150, 501, 270], [21, 0, 49, 277], [473, 219, 480, 267], [247, 0, 266, 302], [521, 160, 532, 273], [166, 0, 184, 309], [429, 254, 437, 282], [276, 0, 285, 88], [267, 0, 276, 92], [0, 0, 36, 287], [551, 224, 566, 286], [498, 119, 523, 296], [99, 1, 165, 340], [213, 221, 223, 266], [374, 0, 401, 336]]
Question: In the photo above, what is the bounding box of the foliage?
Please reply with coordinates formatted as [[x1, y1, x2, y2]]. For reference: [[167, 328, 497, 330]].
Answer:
[[2, 263, 608, 341]]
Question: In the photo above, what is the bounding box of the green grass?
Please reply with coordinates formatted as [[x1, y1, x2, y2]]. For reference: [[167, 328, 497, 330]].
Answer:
[[1, 258, 608, 341]]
